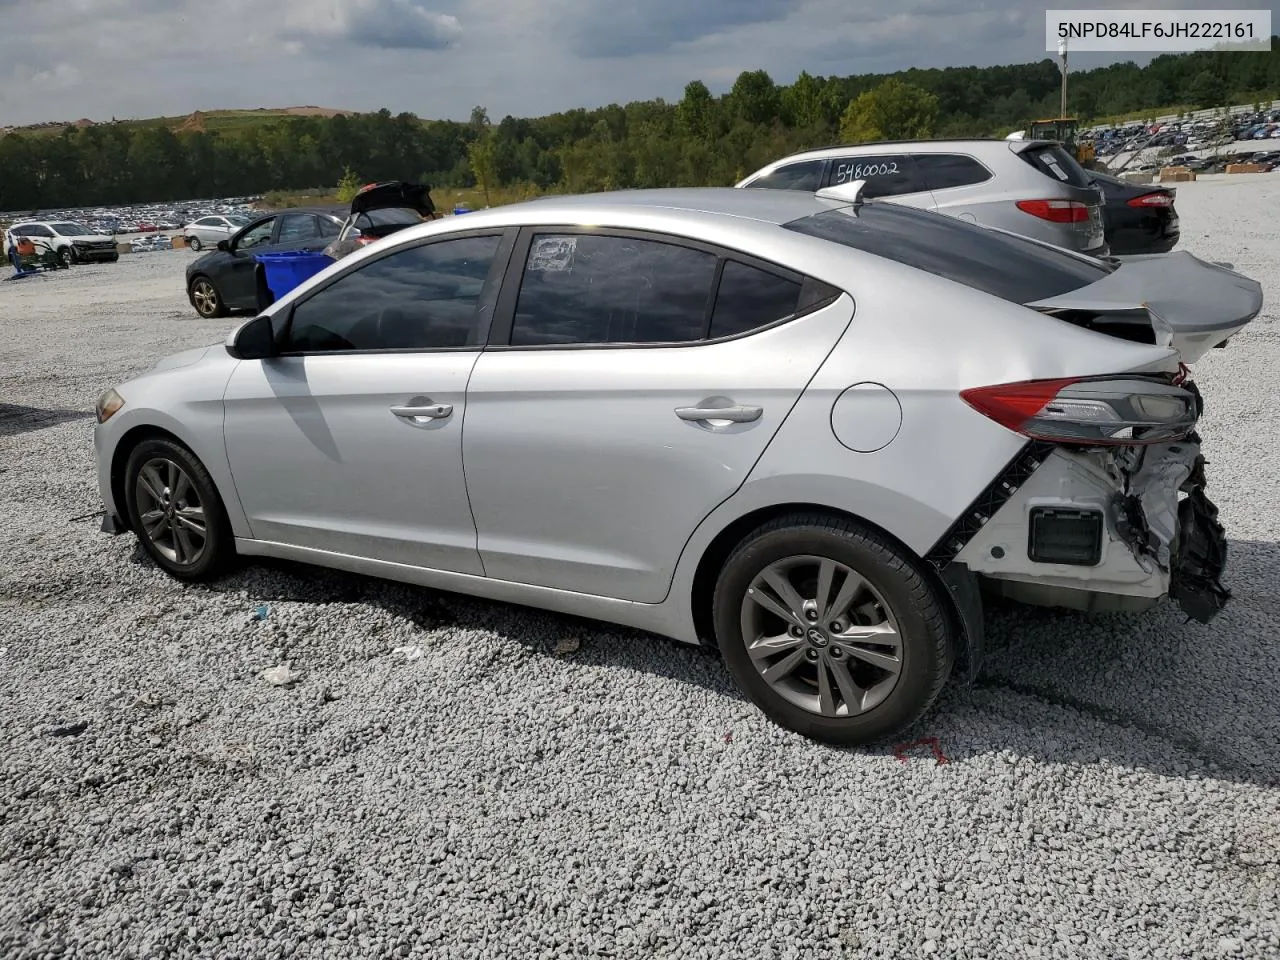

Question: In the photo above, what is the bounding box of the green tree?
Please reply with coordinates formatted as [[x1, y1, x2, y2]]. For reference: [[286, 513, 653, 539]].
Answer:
[[1188, 70, 1227, 108], [676, 81, 715, 139], [730, 70, 781, 125], [335, 166, 362, 202], [467, 134, 498, 205], [839, 78, 939, 142]]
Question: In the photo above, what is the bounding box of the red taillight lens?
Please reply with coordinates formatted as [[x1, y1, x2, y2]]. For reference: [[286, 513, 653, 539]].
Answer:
[[961, 377, 1198, 446], [1015, 199, 1090, 223], [1126, 192, 1174, 208], [356, 234, 377, 246]]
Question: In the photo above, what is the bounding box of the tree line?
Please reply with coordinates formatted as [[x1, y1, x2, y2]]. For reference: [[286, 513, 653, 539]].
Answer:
[[1, 43, 1277, 212]]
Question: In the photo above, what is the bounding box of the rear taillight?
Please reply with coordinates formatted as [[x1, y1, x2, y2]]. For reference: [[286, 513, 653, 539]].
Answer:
[[1015, 199, 1090, 223], [961, 377, 1197, 446], [356, 234, 378, 246], [1127, 192, 1174, 208]]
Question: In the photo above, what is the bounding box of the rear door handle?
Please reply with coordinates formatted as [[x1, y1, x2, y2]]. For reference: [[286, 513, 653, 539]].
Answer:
[[391, 403, 453, 421], [675, 405, 763, 423]]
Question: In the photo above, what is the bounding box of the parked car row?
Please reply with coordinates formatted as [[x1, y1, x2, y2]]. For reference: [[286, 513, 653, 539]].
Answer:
[[1, 196, 262, 239], [97, 182, 1260, 746]]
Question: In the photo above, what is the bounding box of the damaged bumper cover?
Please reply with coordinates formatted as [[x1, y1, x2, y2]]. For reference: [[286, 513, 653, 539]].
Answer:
[[949, 435, 1231, 623]]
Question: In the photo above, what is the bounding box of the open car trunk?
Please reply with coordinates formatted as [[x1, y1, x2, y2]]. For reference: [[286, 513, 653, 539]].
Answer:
[[325, 181, 437, 261], [1026, 251, 1263, 362]]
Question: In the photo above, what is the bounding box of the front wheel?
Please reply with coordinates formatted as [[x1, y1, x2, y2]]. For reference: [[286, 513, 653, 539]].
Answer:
[[713, 514, 954, 745], [188, 275, 227, 318], [188, 236, 202, 252], [123, 438, 235, 581], [59, 246, 74, 267]]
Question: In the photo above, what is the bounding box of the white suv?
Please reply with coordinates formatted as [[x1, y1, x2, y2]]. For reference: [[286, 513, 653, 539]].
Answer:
[[2, 220, 119, 265], [738, 139, 1108, 257]]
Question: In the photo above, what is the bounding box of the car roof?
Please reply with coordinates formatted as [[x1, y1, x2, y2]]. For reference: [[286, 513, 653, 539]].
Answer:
[[443, 188, 842, 227]]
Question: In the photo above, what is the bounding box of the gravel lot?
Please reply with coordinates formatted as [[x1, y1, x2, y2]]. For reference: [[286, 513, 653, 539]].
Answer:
[[2, 178, 1278, 960]]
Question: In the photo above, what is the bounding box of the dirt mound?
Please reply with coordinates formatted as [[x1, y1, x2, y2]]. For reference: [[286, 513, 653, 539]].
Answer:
[[178, 111, 207, 133]]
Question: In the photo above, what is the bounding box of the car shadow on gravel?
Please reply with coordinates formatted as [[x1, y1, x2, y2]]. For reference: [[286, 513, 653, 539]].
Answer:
[[170, 539, 1279, 787], [950, 538, 1280, 789], [0, 402, 93, 438]]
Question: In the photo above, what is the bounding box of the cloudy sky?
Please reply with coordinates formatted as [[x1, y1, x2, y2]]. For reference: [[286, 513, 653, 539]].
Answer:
[[0, 0, 1276, 126]]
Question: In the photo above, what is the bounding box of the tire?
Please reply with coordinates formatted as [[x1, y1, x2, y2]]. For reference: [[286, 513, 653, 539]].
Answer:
[[123, 438, 235, 582], [188, 275, 227, 318], [188, 236, 202, 252], [60, 246, 75, 267], [712, 514, 954, 746]]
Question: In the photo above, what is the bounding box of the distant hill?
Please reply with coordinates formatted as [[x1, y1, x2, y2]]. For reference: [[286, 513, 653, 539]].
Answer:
[[0, 106, 358, 138]]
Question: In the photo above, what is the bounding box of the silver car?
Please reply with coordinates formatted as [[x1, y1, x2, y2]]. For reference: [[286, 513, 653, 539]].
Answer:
[[183, 214, 250, 252], [737, 139, 1108, 256], [93, 188, 1260, 744]]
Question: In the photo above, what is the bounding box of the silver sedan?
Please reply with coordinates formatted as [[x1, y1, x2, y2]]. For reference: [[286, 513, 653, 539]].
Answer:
[[93, 187, 1261, 744], [182, 214, 250, 251]]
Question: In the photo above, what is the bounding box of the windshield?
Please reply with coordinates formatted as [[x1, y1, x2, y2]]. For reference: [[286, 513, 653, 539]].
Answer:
[[227, 214, 251, 225], [50, 222, 94, 236], [785, 203, 1112, 304]]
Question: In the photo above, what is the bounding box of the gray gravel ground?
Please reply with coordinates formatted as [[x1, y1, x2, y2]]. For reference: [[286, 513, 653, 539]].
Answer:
[[2, 178, 1279, 959]]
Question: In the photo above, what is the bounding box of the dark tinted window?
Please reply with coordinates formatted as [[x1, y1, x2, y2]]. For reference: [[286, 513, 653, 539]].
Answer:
[[1019, 143, 1094, 188], [317, 216, 342, 237], [285, 235, 501, 352], [785, 204, 1111, 304], [710, 261, 803, 339], [279, 214, 321, 243], [511, 234, 717, 345], [914, 154, 992, 190], [826, 155, 923, 198], [745, 160, 825, 191]]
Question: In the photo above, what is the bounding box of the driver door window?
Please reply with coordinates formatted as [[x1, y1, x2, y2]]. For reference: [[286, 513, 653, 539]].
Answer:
[[237, 218, 275, 250], [284, 235, 504, 353]]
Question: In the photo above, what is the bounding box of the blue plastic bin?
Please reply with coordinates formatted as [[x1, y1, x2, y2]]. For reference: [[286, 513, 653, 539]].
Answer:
[[255, 251, 333, 300], [453, 205, 472, 215]]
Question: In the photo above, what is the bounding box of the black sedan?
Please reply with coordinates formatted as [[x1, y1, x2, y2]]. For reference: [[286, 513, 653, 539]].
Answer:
[[1089, 171, 1179, 255], [184, 207, 343, 318]]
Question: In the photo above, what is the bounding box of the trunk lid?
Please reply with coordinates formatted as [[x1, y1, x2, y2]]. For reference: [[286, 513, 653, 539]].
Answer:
[[1026, 251, 1263, 363]]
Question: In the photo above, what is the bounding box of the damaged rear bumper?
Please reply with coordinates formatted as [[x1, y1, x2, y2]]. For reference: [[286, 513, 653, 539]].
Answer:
[[950, 435, 1231, 623]]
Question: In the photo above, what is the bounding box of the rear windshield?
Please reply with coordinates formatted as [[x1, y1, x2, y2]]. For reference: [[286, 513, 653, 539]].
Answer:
[[358, 209, 424, 227], [785, 203, 1111, 304], [1018, 143, 1094, 188]]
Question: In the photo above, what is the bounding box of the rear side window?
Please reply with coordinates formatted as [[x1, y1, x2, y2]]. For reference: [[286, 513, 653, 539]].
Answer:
[[785, 204, 1111, 304], [745, 160, 826, 191], [914, 154, 992, 190], [512, 234, 718, 345], [826, 155, 924, 199], [709, 261, 803, 339], [1018, 143, 1093, 188]]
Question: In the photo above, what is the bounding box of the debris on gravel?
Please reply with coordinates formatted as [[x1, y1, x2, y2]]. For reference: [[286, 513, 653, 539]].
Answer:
[[1, 181, 1278, 959]]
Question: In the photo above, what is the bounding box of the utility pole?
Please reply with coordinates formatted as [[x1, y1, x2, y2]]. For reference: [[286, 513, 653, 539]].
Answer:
[[1058, 37, 1068, 118]]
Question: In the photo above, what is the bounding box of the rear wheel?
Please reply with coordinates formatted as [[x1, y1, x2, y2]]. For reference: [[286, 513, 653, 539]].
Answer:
[[123, 438, 234, 581], [189, 275, 226, 318], [713, 514, 954, 745]]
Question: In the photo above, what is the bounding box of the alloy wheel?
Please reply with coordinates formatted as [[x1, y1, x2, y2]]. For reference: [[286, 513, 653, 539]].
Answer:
[[133, 457, 208, 566], [739, 555, 903, 718], [191, 279, 218, 317]]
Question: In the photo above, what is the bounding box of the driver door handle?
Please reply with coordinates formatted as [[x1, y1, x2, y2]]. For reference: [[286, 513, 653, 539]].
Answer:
[[391, 403, 453, 421], [675, 405, 763, 423]]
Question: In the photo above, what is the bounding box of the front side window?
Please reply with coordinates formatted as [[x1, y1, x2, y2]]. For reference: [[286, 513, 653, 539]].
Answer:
[[49, 222, 90, 236], [511, 234, 717, 346], [284, 235, 502, 353], [236, 218, 275, 250], [744, 160, 826, 192], [826, 155, 923, 199]]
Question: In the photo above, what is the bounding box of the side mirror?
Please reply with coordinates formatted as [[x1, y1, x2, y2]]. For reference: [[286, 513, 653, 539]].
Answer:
[[217, 239, 230, 252], [227, 314, 276, 360]]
